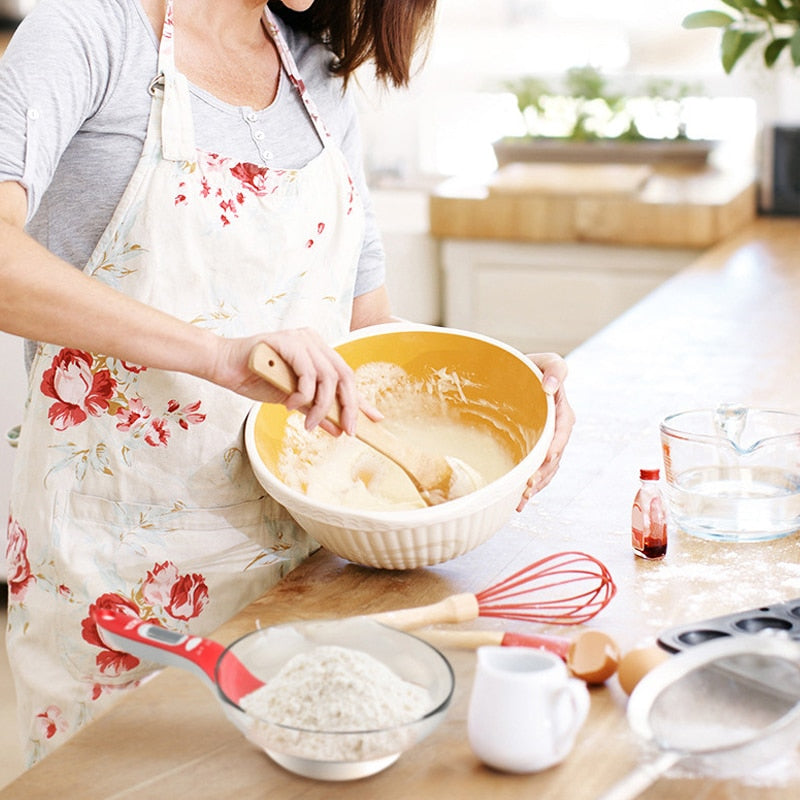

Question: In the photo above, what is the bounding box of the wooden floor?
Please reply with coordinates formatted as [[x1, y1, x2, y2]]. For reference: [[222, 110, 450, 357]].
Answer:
[[0, 583, 24, 790]]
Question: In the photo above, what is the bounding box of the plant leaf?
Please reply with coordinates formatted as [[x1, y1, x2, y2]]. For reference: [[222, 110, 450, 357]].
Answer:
[[765, 0, 791, 20], [721, 28, 764, 72], [790, 28, 800, 64], [742, 2, 773, 19], [774, 0, 800, 18], [720, 0, 747, 9], [765, 36, 790, 64], [682, 10, 736, 28]]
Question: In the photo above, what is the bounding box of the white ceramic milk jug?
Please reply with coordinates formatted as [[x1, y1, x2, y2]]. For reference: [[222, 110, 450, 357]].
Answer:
[[467, 646, 590, 773]]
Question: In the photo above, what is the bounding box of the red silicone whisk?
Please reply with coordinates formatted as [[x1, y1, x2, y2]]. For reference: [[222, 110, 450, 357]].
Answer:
[[370, 551, 616, 630]]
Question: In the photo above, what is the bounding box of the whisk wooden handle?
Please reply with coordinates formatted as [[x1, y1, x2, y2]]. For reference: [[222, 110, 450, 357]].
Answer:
[[370, 593, 479, 630]]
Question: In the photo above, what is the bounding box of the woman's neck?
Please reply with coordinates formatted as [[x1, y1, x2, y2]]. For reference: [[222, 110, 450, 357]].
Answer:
[[141, 1, 267, 45], [141, 0, 282, 111]]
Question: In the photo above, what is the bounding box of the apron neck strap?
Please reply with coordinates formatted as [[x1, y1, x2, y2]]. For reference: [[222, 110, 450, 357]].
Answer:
[[154, 0, 197, 162], [262, 7, 333, 147]]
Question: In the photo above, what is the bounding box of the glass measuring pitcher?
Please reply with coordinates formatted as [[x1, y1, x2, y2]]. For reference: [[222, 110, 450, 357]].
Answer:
[[660, 406, 800, 542]]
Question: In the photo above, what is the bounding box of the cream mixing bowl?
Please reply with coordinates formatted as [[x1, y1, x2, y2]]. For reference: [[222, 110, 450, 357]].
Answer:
[[244, 323, 555, 569]]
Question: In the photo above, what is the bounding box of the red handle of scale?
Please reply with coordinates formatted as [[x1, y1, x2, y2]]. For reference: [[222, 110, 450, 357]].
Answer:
[[92, 608, 263, 700]]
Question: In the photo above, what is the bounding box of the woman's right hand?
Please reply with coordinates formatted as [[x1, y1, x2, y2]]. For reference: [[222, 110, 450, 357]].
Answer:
[[208, 328, 369, 436]]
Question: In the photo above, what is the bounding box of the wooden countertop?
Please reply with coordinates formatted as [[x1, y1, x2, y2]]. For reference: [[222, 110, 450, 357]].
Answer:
[[429, 163, 758, 248], [4, 216, 800, 798]]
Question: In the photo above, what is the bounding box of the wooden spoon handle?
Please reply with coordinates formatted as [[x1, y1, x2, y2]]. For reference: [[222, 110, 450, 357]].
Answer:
[[248, 340, 344, 427]]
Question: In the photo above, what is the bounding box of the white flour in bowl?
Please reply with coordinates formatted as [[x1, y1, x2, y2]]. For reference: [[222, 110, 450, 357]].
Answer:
[[239, 645, 432, 762]]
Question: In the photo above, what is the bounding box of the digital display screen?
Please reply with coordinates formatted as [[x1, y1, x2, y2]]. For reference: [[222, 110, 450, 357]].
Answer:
[[144, 625, 185, 645]]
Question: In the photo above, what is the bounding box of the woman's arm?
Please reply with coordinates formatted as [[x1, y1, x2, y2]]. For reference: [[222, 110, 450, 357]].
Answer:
[[350, 285, 394, 330], [0, 181, 217, 376], [0, 180, 364, 433]]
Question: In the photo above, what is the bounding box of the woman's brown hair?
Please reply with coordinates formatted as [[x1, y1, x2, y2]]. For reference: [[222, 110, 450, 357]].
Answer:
[[269, 0, 438, 87]]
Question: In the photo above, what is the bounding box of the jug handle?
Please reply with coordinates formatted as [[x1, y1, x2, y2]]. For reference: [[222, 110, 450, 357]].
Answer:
[[553, 678, 590, 742]]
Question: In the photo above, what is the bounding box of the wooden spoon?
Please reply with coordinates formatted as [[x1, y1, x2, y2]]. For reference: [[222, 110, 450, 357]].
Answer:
[[248, 342, 481, 506]]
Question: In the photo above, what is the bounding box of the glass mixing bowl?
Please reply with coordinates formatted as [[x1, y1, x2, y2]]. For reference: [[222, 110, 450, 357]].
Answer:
[[660, 405, 800, 542], [217, 617, 455, 781]]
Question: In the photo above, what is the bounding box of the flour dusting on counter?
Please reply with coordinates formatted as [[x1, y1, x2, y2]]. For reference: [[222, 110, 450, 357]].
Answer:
[[628, 536, 800, 644]]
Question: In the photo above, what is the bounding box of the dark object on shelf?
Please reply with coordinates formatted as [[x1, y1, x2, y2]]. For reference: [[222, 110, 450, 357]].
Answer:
[[761, 125, 800, 216]]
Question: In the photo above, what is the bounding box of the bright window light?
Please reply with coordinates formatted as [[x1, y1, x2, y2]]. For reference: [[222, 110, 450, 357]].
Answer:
[[358, 0, 760, 184]]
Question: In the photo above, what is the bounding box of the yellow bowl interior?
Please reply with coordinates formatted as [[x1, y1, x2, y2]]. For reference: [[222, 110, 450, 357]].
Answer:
[[251, 329, 549, 484]]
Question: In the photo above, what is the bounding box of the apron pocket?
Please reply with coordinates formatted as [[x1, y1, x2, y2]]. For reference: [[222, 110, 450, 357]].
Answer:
[[50, 489, 314, 685]]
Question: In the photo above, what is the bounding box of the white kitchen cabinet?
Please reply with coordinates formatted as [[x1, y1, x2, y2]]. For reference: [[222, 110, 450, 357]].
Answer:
[[0, 333, 27, 580], [440, 239, 702, 355]]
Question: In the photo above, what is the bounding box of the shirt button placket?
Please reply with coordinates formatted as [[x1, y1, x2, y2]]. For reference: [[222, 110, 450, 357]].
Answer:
[[243, 110, 273, 164]]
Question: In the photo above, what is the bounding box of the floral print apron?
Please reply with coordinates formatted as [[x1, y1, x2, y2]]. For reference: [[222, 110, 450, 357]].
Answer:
[[5, 2, 364, 764]]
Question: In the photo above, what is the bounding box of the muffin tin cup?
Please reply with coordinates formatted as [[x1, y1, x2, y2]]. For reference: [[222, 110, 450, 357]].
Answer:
[[658, 597, 800, 653]]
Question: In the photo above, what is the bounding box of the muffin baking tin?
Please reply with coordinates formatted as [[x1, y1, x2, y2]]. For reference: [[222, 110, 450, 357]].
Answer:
[[658, 597, 800, 653]]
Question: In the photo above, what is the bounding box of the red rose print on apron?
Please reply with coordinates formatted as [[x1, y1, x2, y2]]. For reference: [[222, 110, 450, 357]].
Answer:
[[41, 348, 206, 467]]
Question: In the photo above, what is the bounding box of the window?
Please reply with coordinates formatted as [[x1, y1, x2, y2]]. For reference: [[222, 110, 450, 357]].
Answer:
[[357, 0, 763, 184]]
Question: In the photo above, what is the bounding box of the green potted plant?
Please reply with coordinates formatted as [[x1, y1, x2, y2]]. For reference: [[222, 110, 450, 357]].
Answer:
[[494, 65, 714, 166], [682, 0, 800, 72]]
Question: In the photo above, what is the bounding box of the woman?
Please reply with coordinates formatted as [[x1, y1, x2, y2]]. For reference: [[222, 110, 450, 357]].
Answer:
[[0, 0, 574, 764]]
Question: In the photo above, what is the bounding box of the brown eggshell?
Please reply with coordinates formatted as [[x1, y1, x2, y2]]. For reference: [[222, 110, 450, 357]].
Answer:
[[566, 630, 621, 684], [617, 645, 671, 695]]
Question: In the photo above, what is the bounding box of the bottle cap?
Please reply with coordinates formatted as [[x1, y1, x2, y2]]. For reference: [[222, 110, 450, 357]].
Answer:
[[640, 468, 660, 481]]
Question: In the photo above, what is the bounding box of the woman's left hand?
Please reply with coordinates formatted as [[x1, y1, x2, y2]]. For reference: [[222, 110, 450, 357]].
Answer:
[[517, 352, 575, 511]]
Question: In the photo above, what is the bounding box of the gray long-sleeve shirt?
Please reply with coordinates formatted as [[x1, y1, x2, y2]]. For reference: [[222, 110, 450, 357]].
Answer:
[[0, 0, 385, 299]]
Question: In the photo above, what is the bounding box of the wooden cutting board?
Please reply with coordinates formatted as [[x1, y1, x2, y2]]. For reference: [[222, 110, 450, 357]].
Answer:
[[431, 165, 757, 247], [487, 162, 652, 196]]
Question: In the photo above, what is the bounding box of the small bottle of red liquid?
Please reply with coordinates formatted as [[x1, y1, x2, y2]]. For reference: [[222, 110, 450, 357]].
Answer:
[[631, 468, 667, 559]]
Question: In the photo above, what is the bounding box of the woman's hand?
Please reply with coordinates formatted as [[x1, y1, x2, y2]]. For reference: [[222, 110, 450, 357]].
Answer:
[[208, 328, 372, 436], [517, 352, 575, 511]]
